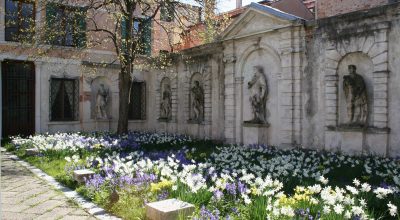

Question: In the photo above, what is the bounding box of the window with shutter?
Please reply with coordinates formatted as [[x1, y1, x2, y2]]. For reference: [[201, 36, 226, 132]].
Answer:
[[45, 3, 86, 47], [128, 82, 146, 120], [5, 0, 35, 42], [121, 18, 152, 56]]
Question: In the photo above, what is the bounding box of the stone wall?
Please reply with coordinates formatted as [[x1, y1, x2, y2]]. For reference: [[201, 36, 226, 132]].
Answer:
[[305, 3, 400, 156], [317, 0, 391, 18]]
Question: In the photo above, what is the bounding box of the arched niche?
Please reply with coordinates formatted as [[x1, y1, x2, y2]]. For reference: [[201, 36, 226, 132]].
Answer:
[[159, 77, 172, 120], [91, 76, 112, 119], [239, 46, 281, 145], [241, 48, 281, 126], [337, 52, 374, 126], [189, 72, 204, 122]]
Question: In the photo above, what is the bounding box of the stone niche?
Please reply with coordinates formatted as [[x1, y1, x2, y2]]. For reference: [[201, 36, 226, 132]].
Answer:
[[91, 76, 112, 130], [241, 47, 281, 145], [188, 72, 205, 123], [159, 77, 172, 121], [325, 44, 390, 156]]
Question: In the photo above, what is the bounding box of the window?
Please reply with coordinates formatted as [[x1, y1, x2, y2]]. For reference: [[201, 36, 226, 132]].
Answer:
[[46, 3, 86, 47], [121, 18, 152, 56], [50, 78, 79, 121], [160, 4, 174, 22], [5, 0, 35, 42], [128, 82, 146, 120]]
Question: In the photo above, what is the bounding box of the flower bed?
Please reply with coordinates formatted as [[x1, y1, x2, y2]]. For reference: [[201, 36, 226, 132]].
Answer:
[[6, 132, 400, 220]]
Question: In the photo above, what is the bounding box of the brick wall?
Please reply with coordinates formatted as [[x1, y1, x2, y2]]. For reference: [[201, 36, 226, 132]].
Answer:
[[317, 0, 389, 18]]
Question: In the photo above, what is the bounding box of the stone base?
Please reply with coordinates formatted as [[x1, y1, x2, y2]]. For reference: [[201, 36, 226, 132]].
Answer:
[[325, 127, 389, 156], [25, 148, 39, 156], [243, 122, 269, 145], [73, 169, 95, 184], [146, 199, 195, 220]]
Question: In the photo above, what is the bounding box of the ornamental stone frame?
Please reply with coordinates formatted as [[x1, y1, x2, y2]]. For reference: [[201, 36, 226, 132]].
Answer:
[[323, 22, 390, 156], [183, 58, 212, 125], [223, 24, 305, 147]]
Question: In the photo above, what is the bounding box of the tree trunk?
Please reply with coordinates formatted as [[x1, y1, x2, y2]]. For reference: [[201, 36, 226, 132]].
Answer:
[[117, 66, 131, 134]]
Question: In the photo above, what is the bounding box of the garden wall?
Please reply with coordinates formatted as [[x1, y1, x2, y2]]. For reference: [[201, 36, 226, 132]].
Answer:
[[128, 3, 400, 157]]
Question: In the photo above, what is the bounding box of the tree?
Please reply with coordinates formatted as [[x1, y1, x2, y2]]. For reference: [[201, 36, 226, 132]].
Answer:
[[3, 0, 228, 134]]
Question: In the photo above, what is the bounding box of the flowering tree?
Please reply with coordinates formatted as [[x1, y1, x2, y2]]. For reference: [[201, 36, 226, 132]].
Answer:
[[4, 0, 227, 133]]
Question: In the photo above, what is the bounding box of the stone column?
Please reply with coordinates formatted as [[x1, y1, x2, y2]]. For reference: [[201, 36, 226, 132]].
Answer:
[[223, 54, 236, 143], [0, 58, 3, 140], [278, 28, 295, 145], [234, 76, 244, 143], [35, 61, 42, 133]]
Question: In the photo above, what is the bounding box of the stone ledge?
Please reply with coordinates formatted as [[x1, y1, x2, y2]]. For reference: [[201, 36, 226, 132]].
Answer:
[[327, 125, 390, 134], [243, 122, 270, 128]]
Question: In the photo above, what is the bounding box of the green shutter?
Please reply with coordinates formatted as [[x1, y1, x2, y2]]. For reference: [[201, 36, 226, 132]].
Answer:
[[142, 19, 152, 56], [76, 8, 87, 48], [45, 3, 57, 44], [120, 17, 128, 54]]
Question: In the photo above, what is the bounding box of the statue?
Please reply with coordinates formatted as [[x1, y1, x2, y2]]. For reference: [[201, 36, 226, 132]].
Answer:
[[343, 65, 368, 126], [160, 84, 172, 119], [246, 66, 268, 124], [191, 80, 204, 122], [96, 84, 109, 119]]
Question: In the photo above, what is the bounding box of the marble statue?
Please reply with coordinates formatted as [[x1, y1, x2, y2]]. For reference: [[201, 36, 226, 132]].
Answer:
[[343, 65, 368, 126], [246, 66, 268, 124], [96, 84, 109, 119], [191, 80, 204, 122], [160, 84, 172, 119]]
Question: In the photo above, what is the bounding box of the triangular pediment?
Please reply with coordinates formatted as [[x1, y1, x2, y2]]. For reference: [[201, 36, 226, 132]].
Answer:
[[222, 3, 303, 40]]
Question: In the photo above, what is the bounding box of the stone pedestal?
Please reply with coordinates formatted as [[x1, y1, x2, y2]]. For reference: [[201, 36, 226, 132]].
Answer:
[[73, 169, 95, 184], [243, 122, 269, 145], [25, 148, 39, 156], [145, 199, 195, 220], [325, 126, 390, 156]]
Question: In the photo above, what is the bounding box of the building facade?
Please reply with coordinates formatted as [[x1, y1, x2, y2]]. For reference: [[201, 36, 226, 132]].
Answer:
[[2, 0, 400, 157]]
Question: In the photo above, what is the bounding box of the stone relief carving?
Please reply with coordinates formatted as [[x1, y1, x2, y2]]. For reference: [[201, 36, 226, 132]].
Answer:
[[343, 65, 368, 126], [96, 83, 110, 119], [190, 80, 204, 122], [160, 79, 172, 120], [245, 66, 268, 124]]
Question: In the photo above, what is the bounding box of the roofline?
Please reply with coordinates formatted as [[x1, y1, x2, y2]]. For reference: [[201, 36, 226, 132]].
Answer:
[[249, 2, 304, 21]]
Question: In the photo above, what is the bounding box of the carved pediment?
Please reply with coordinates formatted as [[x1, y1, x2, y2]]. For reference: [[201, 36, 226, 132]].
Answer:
[[222, 3, 302, 40]]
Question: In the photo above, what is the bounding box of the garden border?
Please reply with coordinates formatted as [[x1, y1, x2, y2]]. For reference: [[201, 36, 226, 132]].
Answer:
[[0, 148, 121, 220]]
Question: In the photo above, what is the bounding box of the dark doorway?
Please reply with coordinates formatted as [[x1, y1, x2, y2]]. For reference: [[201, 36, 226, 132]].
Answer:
[[2, 60, 35, 137]]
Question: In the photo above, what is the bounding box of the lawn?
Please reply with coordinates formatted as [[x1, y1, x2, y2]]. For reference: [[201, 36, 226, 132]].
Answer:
[[5, 132, 400, 220]]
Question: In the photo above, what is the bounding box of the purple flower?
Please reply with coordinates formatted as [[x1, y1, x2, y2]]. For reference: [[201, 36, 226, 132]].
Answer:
[[213, 190, 223, 200], [237, 181, 247, 194], [85, 174, 105, 190], [225, 182, 236, 196]]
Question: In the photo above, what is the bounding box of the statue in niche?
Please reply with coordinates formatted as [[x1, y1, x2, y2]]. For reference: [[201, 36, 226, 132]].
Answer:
[[246, 66, 268, 124], [343, 65, 368, 126], [96, 84, 109, 119], [160, 83, 172, 119], [191, 80, 204, 122]]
